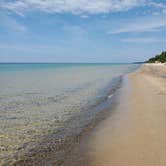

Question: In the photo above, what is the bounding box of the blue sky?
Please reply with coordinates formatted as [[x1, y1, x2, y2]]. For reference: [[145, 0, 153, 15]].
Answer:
[[0, 0, 166, 63]]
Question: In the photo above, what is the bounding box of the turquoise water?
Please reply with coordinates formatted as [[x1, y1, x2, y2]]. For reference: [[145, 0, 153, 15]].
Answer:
[[0, 63, 139, 164], [0, 63, 79, 71], [0, 63, 133, 71]]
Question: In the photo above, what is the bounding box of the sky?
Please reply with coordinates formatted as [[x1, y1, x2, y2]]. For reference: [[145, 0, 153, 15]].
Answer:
[[0, 0, 166, 63]]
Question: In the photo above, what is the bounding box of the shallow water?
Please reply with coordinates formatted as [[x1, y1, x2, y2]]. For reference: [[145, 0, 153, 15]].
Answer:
[[0, 63, 139, 164]]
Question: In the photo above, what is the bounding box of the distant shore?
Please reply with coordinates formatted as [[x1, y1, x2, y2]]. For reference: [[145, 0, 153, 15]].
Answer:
[[85, 63, 166, 166]]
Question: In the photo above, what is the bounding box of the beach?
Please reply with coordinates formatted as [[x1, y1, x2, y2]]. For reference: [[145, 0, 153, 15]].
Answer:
[[1, 63, 166, 165], [86, 64, 166, 166], [0, 63, 138, 165]]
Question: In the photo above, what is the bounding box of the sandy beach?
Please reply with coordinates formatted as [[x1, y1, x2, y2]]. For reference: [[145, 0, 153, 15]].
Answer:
[[0, 64, 137, 165], [1, 1, 166, 165], [87, 64, 166, 166]]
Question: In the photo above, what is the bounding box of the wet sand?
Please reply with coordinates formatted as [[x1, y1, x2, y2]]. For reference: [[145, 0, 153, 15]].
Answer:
[[88, 64, 166, 166]]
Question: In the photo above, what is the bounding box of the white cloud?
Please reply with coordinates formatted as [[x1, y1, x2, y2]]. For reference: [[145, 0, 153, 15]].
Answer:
[[1, 0, 166, 16], [149, 1, 166, 9], [0, 1, 166, 20], [0, 0, 149, 15], [108, 16, 166, 34], [149, 1, 166, 15], [122, 37, 166, 43]]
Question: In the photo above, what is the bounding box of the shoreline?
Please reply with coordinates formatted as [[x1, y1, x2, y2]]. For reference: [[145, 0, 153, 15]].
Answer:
[[0, 64, 139, 165], [6, 76, 124, 165], [62, 78, 124, 166], [84, 64, 166, 166]]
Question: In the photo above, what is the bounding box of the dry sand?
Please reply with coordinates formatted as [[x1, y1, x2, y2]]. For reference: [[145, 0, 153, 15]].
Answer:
[[88, 64, 166, 166]]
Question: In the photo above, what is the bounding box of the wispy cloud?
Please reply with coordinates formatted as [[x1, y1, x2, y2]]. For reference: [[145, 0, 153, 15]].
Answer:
[[0, 13, 27, 33], [122, 37, 166, 43], [108, 16, 166, 34], [0, 0, 152, 15], [149, 1, 166, 9]]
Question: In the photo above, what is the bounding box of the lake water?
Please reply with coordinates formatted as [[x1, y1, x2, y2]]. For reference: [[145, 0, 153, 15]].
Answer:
[[0, 63, 139, 164]]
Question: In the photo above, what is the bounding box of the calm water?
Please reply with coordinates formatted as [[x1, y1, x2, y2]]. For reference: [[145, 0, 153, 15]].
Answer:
[[0, 63, 139, 164]]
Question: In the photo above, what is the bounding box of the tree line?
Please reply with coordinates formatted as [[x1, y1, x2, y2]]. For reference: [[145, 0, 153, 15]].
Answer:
[[147, 51, 166, 63]]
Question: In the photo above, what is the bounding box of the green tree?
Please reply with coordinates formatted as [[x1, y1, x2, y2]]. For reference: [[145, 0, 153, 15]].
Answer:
[[147, 51, 166, 63]]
